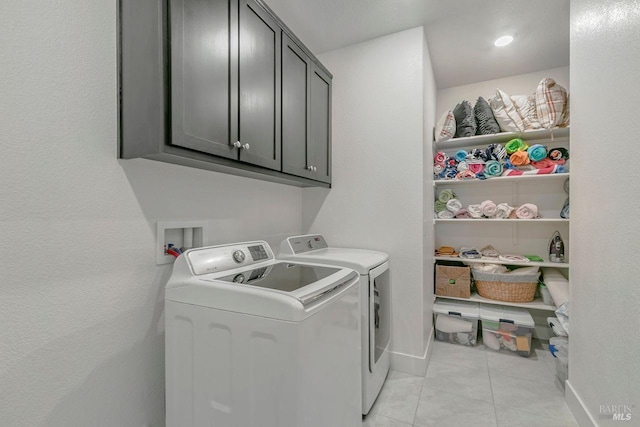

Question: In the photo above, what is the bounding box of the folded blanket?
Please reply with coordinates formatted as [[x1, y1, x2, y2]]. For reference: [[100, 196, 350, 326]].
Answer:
[[527, 144, 547, 162], [437, 210, 454, 219], [435, 200, 447, 212], [495, 203, 514, 219], [468, 163, 484, 174], [502, 164, 559, 176], [434, 151, 447, 163], [480, 200, 497, 217], [455, 150, 468, 162], [505, 138, 528, 154], [467, 204, 483, 218], [438, 189, 456, 203], [454, 208, 472, 218], [515, 203, 539, 219], [484, 160, 503, 177], [446, 198, 463, 212], [510, 150, 530, 166]]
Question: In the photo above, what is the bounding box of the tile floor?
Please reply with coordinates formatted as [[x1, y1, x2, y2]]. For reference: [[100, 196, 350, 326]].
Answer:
[[362, 339, 577, 427]]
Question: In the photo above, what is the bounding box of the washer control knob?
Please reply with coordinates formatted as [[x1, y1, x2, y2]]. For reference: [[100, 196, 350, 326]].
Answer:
[[232, 250, 245, 263]]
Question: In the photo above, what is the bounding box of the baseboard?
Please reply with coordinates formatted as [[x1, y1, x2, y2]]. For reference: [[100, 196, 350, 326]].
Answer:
[[565, 380, 598, 427], [389, 327, 434, 376]]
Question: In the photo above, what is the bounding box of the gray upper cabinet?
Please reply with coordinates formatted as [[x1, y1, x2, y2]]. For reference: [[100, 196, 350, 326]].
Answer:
[[281, 35, 331, 183], [119, 0, 331, 187]]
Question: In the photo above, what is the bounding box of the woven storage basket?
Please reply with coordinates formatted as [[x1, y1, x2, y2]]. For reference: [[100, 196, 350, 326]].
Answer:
[[435, 265, 471, 298], [472, 270, 540, 303]]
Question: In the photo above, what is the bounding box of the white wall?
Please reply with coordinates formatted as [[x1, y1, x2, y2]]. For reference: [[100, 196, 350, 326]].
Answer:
[[0, 2, 301, 426], [436, 66, 570, 120], [302, 27, 435, 373], [568, 1, 640, 425]]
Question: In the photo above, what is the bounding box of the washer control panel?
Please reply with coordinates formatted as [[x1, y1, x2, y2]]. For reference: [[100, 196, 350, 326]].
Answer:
[[187, 241, 274, 275], [287, 234, 328, 254]]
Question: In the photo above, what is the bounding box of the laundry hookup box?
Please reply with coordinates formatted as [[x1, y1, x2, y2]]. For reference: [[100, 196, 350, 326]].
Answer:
[[433, 299, 479, 347], [480, 305, 535, 357]]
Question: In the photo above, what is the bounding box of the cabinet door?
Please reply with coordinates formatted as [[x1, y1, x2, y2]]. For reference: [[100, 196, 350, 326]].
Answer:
[[281, 34, 313, 179], [234, 0, 281, 170], [169, 0, 236, 159], [309, 65, 332, 184]]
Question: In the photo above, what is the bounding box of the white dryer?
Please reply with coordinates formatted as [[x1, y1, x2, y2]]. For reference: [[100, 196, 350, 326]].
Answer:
[[165, 241, 361, 427], [279, 234, 390, 415]]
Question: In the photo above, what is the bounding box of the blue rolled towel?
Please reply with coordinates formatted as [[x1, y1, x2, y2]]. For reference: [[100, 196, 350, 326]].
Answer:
[[455, 150, 468, 162], [527, 144, 547, 162]]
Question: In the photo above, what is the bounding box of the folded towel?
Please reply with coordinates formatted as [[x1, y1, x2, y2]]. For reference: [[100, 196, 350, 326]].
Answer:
[[454, 208, 472, 218], [435, 200, 447, 213], [446, 198, 463, 212], [498, 254, 530, 263], [480, 200, 497, 217], [437, 210, 454, 219], [456, 161, 469, 172], [515, 203, 539, 219], [438, 189, 456, 203], [434, 151, 447, 163], [460, 247, 481, 259], [484, 160, 503, 177], [455, 150, 468, 162], [510, 150, 531, 166], [527, 144, 547, 162], [495, 203, 514, 219], [505, 138, 528, 154], [467, 204, 483, 218], [468, 163, 484, 174], [481, 245, 500, 257]]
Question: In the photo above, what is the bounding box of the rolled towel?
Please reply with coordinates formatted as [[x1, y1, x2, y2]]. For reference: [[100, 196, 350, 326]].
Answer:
[[454, 208, 472, 218], [433, 163, 445, 175], [510, 150, 531, 166], [446, 198, 463, 212], [435, 200, 447, 213], [492, 144, 507, 160], [438, 189, 456, 203], [456, 161, 469, 172], [527, 144, 547, 162], [484, 160, 503, 177], [548, 147, 569, 161], [455, 150, 468, 162], [467, 204, 483, 218], [480, 200, 497, 217], [437, 210, 454, 219], [434, 151, 447, 163], [495, 203, 514, 219], [467, 163, 484, 174], [505, 138, 528, 154], [515, 203, 539, 219], [455, 170, 476, 180]]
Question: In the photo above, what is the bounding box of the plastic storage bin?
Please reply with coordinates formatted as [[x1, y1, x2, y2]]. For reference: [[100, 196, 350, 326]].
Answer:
[[480, 305, 535, 357], [433, 299, 479, 346]]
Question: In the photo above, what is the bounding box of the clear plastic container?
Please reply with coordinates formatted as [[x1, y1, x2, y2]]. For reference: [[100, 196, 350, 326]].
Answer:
[[480, 305, 535, 357], [433, 299, 479, 347]]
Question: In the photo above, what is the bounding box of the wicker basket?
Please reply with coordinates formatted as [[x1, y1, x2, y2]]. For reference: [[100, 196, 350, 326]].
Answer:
[[471, 270, 540, 303], [435, 265, 471, 298]]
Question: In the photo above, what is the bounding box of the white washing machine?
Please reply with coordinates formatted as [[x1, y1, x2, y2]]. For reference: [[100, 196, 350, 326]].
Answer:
[[165, 241, 361, 427], [279, 234, 391, 415]]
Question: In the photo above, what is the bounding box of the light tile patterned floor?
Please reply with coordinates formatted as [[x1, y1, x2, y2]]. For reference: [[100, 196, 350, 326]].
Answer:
[[362, 339, 577, 427]]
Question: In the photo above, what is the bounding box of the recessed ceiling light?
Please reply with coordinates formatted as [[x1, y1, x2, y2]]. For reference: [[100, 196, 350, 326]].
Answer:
[[494, 35, 514, 47]]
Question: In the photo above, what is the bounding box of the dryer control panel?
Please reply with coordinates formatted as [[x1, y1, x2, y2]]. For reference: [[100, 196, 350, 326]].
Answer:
[[186, 241, 274, 275], [287, 234, 329, 254]]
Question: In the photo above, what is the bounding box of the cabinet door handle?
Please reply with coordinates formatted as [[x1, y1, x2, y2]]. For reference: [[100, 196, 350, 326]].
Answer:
[[307, 165, 313, 171], [233, 141, 242, 148], [242, 143, 250, 151]]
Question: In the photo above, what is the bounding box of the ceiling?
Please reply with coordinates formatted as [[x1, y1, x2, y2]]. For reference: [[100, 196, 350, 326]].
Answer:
[[264, 0, 570, 89]]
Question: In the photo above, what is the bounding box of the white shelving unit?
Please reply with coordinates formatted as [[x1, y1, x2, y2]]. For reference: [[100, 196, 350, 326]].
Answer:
[[433, 127, 570, 313]]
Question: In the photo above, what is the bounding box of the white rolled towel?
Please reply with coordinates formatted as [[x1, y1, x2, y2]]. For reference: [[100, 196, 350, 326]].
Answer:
[[480, 200, 497, 217], [457, 161, 469, 172], [516, 203, 539, 219], [446, 198, 463, 212], [495, 203, 514, 219], [437, 210, 454, 219], [467, 204, 483, 218]]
